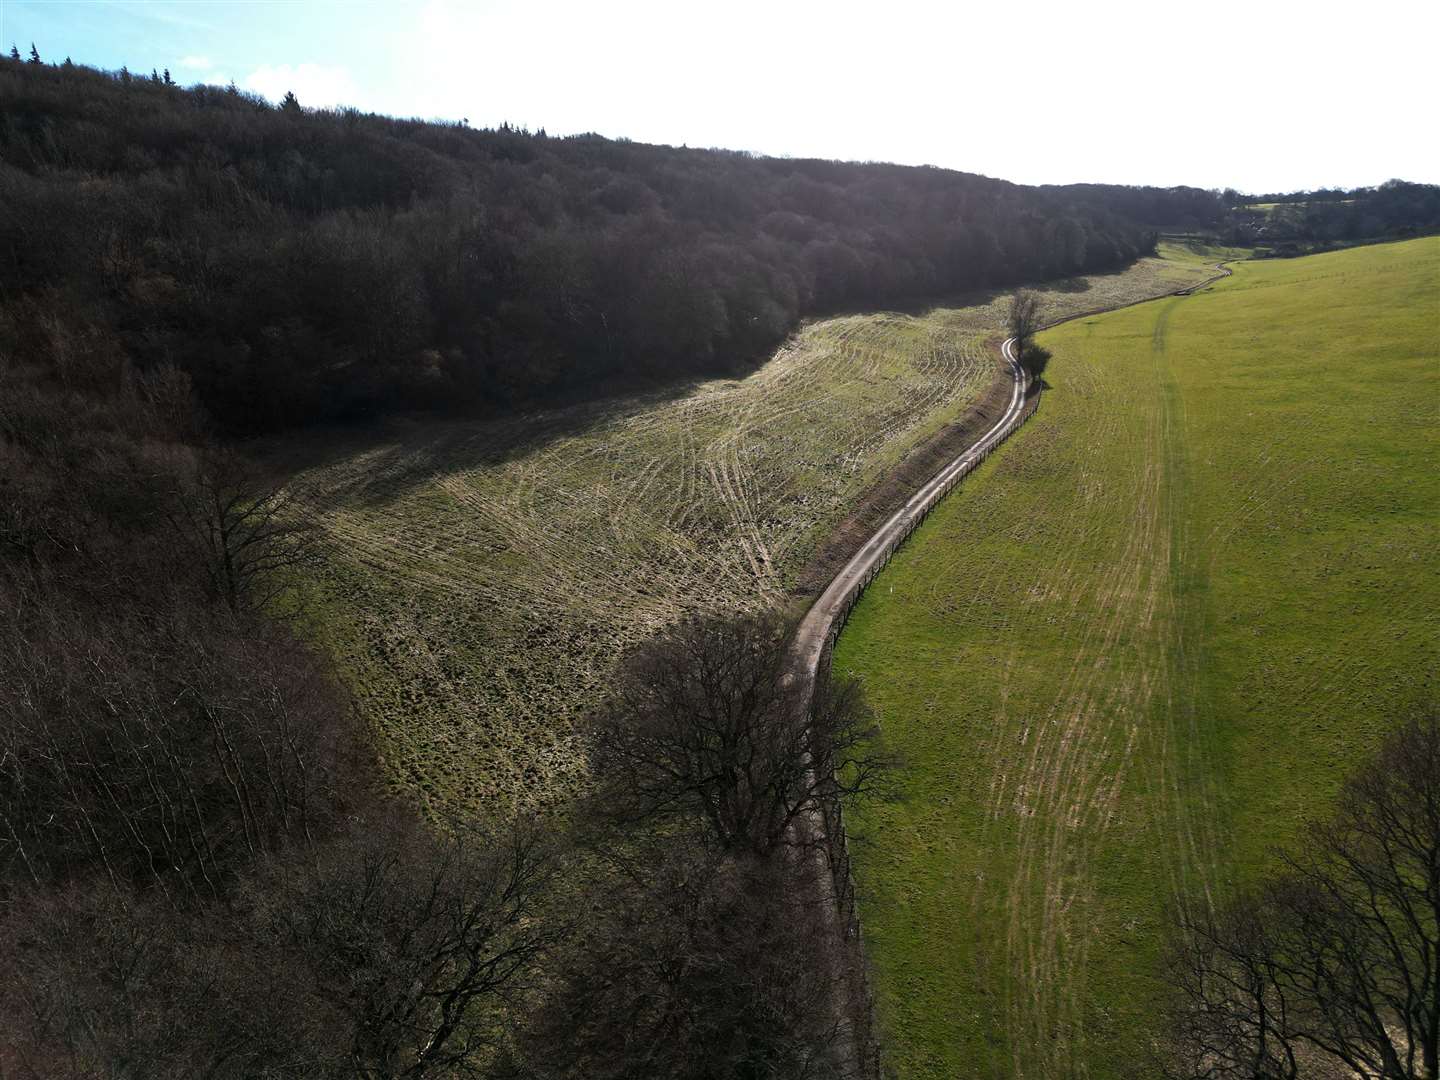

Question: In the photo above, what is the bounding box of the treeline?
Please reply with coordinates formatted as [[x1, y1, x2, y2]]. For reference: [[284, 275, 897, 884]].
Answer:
[[1042, 182, 1235, 231], [1044, 179, 1440, 251], [1234, 180, 1440, 253], [0, 281, 533, 1072], [0, 52, 1159, 433]]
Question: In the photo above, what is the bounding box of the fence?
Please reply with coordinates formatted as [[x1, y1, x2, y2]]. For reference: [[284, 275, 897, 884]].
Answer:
[[795, 338, 1039, 1078], [800, 263, 1236, 1076]]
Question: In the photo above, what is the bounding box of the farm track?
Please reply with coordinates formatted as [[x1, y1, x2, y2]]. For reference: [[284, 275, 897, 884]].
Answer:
[[793, 262, 1235, 675], [285, 249, 1225, 817], [831, 239, 1440, 1079], [789, 264, 1232, 1076]]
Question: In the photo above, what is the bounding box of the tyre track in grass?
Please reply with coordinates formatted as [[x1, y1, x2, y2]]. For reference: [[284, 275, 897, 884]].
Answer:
[[790, 263, 1234, 1077]]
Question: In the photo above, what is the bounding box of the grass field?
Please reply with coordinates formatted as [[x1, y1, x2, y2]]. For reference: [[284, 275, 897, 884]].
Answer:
[[284, 249, 1221, 815], [833, 237, 1440, 1078]]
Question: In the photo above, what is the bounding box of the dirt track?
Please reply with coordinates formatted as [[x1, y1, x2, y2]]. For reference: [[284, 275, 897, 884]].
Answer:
[[791, 262, 1234, 680], [790, 334, 1030, 683], [791, 263, 1234, 1076]]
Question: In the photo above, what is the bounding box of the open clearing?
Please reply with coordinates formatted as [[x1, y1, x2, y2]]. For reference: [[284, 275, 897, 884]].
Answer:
[[832, 237, 1440, 1078], [286, 246, 1221, 813]]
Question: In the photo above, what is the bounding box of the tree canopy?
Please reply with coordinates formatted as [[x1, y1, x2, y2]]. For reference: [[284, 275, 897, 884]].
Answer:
[[0, 52, 1163, 434]]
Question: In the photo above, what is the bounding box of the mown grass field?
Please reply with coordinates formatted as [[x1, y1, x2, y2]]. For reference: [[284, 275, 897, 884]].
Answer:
[[833, 237, 1439, 1078], [285, 249, 1219, 814]]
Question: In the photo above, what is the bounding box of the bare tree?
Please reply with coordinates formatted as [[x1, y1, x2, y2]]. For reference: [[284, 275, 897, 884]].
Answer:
[[587, 613, 893, 857], [1162, 709, 1440, 1079], [1007, 289, 1042, 356], [521, 835, 849, 1080], [0, 595, 361, 901], [0, 811, 564, 1079], [1160, 893, 1302, 1079], [247, 812, 566, 1078], [166, 450, 317, 614]]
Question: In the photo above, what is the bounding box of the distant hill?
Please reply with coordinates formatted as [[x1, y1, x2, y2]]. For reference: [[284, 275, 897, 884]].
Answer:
[[4, 55, 1434, 434]]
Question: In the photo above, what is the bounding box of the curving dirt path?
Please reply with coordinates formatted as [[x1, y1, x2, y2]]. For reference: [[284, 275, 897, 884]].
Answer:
[[791, 262, 1234, 684], [788, 333, 1030, 1076], [790, 262, 1234, 1076], [790, 335, 1030, 683]]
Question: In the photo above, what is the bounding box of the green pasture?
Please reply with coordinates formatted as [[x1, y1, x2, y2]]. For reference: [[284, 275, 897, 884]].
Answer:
[[835, 237, 1439, 1078]]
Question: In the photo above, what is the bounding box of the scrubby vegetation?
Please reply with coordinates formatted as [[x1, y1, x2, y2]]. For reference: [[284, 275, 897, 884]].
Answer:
[[0, 328, 881, 1073]]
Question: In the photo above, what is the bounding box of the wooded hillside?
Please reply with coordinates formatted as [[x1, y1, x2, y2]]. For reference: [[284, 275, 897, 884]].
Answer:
[[1, 54, 1164, 432]]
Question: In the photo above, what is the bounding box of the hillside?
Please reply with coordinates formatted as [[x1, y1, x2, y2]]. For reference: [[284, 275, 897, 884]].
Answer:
[[834, 237, 1440, 1077], [0, 54, 1169, 435], [4, 29, 1437, 1080], [280, 244, 1223, 813]]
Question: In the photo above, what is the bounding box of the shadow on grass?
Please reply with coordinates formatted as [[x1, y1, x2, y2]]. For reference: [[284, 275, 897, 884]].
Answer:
[[1022, 346, 1053, 392], [268, 263, 1117, 508], [259, 374, 712, 512]]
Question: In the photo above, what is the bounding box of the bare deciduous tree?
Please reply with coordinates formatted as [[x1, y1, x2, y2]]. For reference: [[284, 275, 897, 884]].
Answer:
[[166, 450, 317, 614], [587, 613, 893, 857], [0, 595, 360, 901], [521, 835, 849, 1080], [1162, 709, 1440, 1079], [1007, 289, 1042, 356], [247, 813, 566, 1078], [0, 812, 563, 1079]]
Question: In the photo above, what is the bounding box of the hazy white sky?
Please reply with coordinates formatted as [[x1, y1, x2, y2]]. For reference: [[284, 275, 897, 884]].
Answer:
[[4, 0, 1437, 192]]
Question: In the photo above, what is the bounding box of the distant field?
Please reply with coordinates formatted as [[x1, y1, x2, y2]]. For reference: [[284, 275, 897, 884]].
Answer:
[[1243, 199, 1354, 214], [833, 237, 1439, 1077], [286, 250, 1223, 814]]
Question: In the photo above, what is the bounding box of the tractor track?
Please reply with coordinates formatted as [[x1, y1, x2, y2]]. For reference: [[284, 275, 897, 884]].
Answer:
[[789, 262, 1233, 1077]]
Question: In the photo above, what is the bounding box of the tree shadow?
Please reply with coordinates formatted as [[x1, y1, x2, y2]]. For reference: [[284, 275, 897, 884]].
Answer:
[[819, 260, 1109, 321], [1036, 276, 1092, 294], [1022, 346, 1053, 391], [264, 260, 1128, 509], [258, 375, 710, 512]]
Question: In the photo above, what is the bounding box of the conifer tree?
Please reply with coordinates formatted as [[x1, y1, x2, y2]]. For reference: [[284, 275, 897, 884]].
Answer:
[[9, 44, 20, 61], [163, 67, 173, 85], [280, 90, 301, 114], [151, 68, 161, 83], [27, 42, 40, 64]]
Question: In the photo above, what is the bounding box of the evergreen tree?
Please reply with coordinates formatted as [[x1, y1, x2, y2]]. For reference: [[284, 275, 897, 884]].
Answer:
[[63, 55, 73, 68], [151, 68, 161, 83], [27, 42, 40, 64], [119, 65, 131, 84], [280, 89, 301, 114], [162, 67, 173, 85], [8, 44, 19, 61], [226, 79, 239, 96]]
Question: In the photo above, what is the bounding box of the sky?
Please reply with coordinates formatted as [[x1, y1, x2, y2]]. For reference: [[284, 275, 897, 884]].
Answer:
[[2, 0, 1436, 193]]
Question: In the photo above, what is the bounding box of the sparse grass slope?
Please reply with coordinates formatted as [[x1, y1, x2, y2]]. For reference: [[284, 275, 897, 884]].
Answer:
[[286, 252, 1218, 814], [834, 237, 1439, 1078]]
